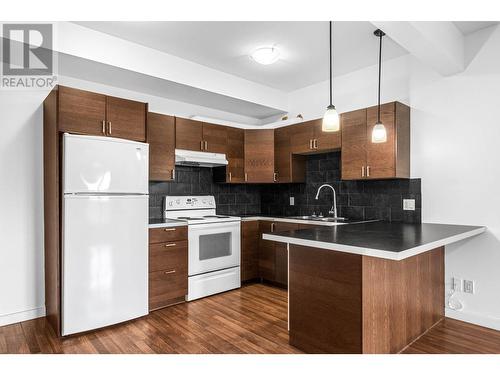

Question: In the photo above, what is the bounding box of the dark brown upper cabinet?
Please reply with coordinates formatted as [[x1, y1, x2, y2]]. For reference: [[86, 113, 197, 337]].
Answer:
[[226, 127, 245, 183], [175, 117, 203, 151], [289, 119, 341, 154], [58, 86, 106, 136], [244, 129, 275, 183], [203, 123, 227, 154], [341, 102, 410, 180], [340, 108, 368, 180], [275, 126, 306, 183], [106, 96, 147, 142], [57, 85, 147, 142], [175, 118, 227, 154], [147, 112, 176, 181]]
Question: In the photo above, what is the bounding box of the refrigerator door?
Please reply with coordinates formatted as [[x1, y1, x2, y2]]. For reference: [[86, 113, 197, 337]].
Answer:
[[63, 133, 148, 194], [62, 195, 148, 336]]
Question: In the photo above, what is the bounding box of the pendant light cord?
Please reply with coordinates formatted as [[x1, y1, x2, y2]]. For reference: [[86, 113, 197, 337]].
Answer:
[[377, 31, 383, 123], [329, 21, 333, 107]]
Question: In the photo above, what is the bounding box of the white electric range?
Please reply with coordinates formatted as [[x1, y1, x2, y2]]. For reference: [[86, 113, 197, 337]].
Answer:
[[163, 195, 241, 301]]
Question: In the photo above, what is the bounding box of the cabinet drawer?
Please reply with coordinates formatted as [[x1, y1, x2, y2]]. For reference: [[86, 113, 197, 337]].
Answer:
[[149, 240, 188, 273], [149, 226, 187, 244], [149, 268, 188, 311]]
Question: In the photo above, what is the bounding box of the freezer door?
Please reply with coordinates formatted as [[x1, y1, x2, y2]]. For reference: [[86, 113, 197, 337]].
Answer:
[[62, 195, 148, 336], [63, 133, 148, 194]]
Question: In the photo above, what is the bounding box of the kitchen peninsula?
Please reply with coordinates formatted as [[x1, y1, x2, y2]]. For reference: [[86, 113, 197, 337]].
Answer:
[[263, 222, 485, 354]]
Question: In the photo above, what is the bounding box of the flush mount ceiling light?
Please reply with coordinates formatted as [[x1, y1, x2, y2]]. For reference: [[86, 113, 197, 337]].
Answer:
[[251, 47, 280, 65], [322, 21, 340, 132], [372, 28, 387, 143]]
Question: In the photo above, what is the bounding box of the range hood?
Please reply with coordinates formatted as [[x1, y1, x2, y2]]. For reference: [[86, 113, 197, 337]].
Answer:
[[175, 149, 228, 168]]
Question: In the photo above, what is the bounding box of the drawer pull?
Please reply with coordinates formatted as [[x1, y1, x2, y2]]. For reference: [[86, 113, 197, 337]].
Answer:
[[164, 228, 176, 232], [164, 270, 176, 275], [164, 243, 176, 247]]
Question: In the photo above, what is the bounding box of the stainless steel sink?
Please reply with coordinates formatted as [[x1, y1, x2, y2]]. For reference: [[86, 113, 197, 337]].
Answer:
[[287, 216, 348, 222]]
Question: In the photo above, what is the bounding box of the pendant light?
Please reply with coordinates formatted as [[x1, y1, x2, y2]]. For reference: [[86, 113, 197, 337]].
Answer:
[[322, 21, 340, 132], [372, 29, 387, 143]]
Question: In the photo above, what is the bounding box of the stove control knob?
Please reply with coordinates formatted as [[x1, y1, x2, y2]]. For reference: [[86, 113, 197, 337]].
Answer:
[[168, 201, 173, 207], [209, 201, 214, 205], [202, 199, 207, 204], [175, 199, 180, 205]]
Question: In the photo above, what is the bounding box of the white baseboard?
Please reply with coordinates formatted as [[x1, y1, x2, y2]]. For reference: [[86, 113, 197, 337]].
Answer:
[[446, 308, 500, 331], [0, 306, 46, 327]]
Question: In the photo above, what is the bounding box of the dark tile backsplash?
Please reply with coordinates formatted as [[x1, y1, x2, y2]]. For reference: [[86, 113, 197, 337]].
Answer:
[[149, 152, 421, 223], [149, 166, 261, 219], [260, 152, 422, 223]]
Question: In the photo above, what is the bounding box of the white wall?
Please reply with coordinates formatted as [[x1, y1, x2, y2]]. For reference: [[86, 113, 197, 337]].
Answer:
[[410, 25, 500, 329], [0, 89, 48, 325]]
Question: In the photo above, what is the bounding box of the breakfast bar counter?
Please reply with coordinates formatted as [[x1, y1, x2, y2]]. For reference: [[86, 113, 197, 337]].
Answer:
[[262, 221, 485, 354]]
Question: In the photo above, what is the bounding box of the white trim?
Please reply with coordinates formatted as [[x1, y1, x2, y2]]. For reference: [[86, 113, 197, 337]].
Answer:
[[446, 308, 500, 331], [0, 306, 46, 327], [263, 226, 486, 261]]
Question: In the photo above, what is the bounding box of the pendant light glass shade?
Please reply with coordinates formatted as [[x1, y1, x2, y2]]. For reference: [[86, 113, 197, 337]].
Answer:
[[322, 104, 340, 132], [371, 122, 387, 143]]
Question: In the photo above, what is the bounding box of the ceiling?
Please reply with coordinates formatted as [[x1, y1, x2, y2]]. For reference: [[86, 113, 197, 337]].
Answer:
[[58, 53, 285, 120], [453, 21, 499, 35], [73, 21, 409, 92]]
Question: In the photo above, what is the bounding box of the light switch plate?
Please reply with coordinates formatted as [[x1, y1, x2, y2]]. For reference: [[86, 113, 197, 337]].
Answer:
[[290, 196, 295, 206], [403, 199, 416, 211], [464, 280, 475, 294]]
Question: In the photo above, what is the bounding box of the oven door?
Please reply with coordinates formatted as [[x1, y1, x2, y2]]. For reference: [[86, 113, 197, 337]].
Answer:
[[188, 221, 241, 276]]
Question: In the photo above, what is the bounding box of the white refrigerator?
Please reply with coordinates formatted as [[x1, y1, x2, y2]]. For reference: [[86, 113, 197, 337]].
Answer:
[[62, 133, 149, 336]]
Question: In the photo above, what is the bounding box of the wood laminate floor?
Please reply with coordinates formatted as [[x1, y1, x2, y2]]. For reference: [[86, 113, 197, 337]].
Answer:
[[1, 283, 499, 354]]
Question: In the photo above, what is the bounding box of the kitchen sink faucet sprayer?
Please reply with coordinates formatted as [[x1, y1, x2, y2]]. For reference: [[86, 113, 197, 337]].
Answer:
[[315, 184, 338, 219]]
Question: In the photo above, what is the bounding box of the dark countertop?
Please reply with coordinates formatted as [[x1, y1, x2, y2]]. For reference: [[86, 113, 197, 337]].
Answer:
[[263, 221, 486, 260]]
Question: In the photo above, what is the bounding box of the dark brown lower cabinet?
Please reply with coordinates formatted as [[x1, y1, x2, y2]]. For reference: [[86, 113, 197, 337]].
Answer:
[[241, 221, 260, 282], [148, 226, 188, 311], [288, 244, 444, 354]]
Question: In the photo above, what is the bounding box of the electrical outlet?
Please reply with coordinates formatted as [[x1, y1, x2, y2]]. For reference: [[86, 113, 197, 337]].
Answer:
[[452, 277, 463, 292], [403, 199, 415, 211], [289, 196, 295, 206], [464, 280, 475, 294]]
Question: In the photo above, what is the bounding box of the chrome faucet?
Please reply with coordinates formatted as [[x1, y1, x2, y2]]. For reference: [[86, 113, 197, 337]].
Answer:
[[315, 184, 338, 218]]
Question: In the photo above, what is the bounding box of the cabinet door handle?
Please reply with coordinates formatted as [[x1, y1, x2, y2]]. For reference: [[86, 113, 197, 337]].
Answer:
[[273, 172, 277, 182], [164, 228, 176, 232], [228, 172, 232, 182], [108, 121, 112, 135], [271, 223, 275, 232], [102, 120, 106, 135], [361, 166, 365, 177], [244, 173, 248, 182], [314, 139, 318, 149], [205, 140, 208, 150], [164, 269, 176, 275], [309, 139, 313, 149], [171, 169, 175, 180], [164, 243, 176, 247], [200, 140, 204, 151], [366, 166, 370, 177]]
